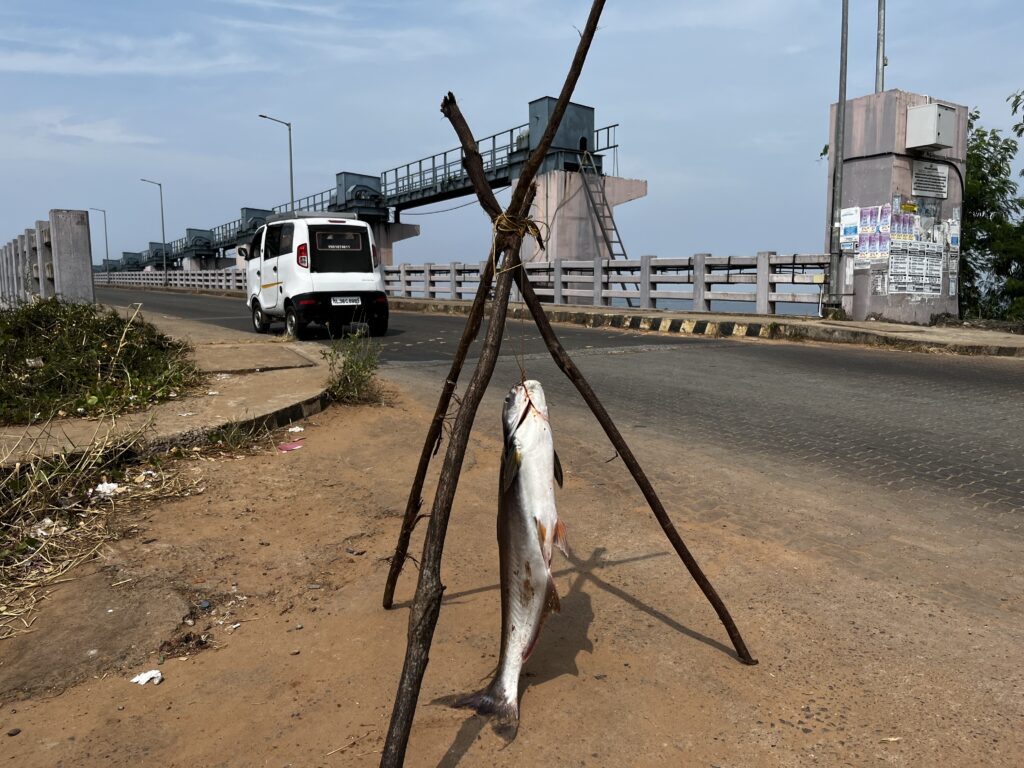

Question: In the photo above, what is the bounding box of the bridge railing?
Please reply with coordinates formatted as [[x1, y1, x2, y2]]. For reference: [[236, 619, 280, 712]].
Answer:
[[273, 188, 335, 215], [101, 254, 829, 315], [385, 253, 828, 314], [104, 269, 247, 292], [380, 124, 529, 202]]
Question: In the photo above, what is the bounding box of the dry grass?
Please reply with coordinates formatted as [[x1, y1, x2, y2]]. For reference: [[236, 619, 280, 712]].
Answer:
[[0, 423, 200, 640]]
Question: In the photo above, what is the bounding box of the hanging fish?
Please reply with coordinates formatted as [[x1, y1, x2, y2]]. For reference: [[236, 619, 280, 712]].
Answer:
[[455, 379, 567, 735]]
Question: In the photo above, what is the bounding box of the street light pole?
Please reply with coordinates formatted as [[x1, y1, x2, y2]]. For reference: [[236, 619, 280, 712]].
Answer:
[[140, 178, 168, 287], [875, 0, 886, 93], [89, 207, 110, 284], [828, 0, 850, 312], [259, 113, 294, 211]]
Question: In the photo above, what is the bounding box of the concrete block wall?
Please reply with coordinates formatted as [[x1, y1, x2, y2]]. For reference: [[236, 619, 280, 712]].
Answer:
[[0, 209, 94, 307]]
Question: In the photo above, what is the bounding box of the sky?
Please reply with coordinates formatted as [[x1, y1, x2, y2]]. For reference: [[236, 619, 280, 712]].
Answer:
[[1, 0, 1022, 266]]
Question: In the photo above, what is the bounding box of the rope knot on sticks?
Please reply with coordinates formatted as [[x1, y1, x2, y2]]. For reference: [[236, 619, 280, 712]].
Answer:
[[491, 212, 546, 274]]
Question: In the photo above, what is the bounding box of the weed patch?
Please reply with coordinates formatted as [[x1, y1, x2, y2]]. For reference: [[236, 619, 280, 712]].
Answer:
[[0, 299, 203, 425], [321, 331, 383, 405]]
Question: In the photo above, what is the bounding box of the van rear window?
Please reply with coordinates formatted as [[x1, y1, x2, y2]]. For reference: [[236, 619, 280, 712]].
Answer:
[[309, 225, 372, 273]]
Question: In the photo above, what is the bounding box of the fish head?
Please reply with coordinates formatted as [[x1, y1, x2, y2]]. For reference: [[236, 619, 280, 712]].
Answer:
[[503, 380, 549, 441]]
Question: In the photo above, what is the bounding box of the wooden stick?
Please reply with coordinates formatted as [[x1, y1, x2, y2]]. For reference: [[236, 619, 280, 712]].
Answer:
[[511, 266, 758, 665], [379, 249, 519, 768], [381, 254, 495, 609]]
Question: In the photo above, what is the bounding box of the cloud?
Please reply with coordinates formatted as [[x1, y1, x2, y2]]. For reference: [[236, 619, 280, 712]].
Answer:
[[0, 27, 263, 76], [19, 109, 161, 146], [211, 16, 454, 62], [214, 0, 351, 19]]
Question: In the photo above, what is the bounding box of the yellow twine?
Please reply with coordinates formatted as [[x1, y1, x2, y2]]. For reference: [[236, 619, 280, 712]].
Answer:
[[490, 212, 548, 275]]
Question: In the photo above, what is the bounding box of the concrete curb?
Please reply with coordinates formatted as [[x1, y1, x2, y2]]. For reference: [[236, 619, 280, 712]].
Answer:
[[389, 298, 1024, 357], [98, 285, 1024, 357]]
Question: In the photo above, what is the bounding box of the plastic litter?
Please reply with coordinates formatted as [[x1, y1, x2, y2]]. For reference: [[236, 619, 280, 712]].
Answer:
[[276, 442, 304, 452], [94, 482, 121, 496], [130, 670, 163, 686], [287, 426, 305, 433]]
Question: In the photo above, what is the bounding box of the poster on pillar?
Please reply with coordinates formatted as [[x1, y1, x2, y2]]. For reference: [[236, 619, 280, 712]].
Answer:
[[853, 203, 892, 270]]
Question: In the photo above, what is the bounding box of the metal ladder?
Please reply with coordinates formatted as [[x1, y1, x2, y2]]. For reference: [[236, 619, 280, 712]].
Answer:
[[578, 150, 634, 305]]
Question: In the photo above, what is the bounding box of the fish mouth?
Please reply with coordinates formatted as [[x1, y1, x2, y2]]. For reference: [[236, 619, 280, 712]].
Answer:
[[507, 384, 547, 438]]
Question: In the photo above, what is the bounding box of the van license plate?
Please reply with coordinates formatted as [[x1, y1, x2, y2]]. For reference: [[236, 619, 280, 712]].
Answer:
[[331, 297, 361, 306]]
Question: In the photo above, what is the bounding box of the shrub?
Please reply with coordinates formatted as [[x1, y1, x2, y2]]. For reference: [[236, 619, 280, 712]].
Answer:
[[0, 299, 203, 425]]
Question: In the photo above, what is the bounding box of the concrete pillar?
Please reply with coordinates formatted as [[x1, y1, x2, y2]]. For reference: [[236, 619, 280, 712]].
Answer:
[[552, 256, 563, 304], [756, 251, 775, 315], [35, 221, 53, 299], [639, 254, 653, 309], [592, 252, 605, 306], [422, 262, 433, 299], [398, 263, 408, 297], [369, 220, 420, 267], [17, 234, 29, 302], [693, 253, 710, 312], [25, 229, 40, 298], [49, 209, 95, 303], [450, 262, 459, 299], [1, 243, 9, 304]]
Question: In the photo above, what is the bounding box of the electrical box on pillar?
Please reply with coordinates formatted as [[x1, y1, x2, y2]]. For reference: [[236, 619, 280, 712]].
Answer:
[[825, 90, 967, 323]]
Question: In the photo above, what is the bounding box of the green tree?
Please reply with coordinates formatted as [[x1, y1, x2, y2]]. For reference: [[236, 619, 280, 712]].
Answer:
[[961, 107, 1024, 318]]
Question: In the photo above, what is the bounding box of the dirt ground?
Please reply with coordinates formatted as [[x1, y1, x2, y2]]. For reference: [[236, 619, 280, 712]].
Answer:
[[1, 372, 1022, 767]]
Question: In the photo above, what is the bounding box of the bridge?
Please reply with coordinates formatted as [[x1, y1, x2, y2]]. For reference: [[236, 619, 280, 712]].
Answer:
[[118, 98, 622, 270]]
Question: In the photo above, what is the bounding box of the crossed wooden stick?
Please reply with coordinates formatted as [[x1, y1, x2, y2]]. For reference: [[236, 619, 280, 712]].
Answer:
[[378, 3, 755, 764]]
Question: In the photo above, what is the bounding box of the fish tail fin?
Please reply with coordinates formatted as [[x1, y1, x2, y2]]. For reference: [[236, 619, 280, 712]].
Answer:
[[453, 683, 519, 737]]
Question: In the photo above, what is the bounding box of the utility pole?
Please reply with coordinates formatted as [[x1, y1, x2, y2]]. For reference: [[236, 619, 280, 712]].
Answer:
[[875, 0, 886, 93], [828, 0, 849, 311], [89, 207, 110, 284]]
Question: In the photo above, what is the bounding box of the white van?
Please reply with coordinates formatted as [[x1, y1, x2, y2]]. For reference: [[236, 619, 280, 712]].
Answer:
[[240, 212, 388, 338]]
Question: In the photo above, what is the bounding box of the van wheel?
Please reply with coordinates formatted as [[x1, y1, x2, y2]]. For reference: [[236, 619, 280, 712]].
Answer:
[[369, 313, 389, 337], [285, 305, 306, 340], [251, 301, 270, 334]]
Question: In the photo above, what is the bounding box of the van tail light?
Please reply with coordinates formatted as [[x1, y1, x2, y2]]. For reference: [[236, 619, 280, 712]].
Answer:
[[371, 244, 379, 268], [297, 243, 309, 268], [374, 295, 388, 304]]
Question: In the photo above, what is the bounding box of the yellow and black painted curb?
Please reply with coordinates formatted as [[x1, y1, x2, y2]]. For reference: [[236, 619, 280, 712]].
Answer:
[[388, 298, 1024, 357]]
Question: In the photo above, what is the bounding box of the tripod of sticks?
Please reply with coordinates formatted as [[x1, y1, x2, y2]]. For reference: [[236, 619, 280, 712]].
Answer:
[[378, 3, 755, 765]]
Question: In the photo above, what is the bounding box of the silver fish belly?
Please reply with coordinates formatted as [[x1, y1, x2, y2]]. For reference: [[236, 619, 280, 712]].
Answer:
[[455, 380, 566, 733]]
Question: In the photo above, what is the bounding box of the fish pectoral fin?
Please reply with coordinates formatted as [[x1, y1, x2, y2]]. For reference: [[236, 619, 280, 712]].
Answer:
[[553, 519, 569, 558], [545, 575, 561, 615], [501, 444, 521, 493], [553, 449, 564, 488]]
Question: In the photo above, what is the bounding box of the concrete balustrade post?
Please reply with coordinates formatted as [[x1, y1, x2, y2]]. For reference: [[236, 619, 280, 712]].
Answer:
[[756, 251, 775, 315], [553, 256, 563, 305], [450, 262, 459, 299], [422, 262, 434, 299], [640, 254, 653, 309], [36, 221, 53, 299], [1, 243, 9, 303], [17, 234, 30, 302], [593, 252, 605, 306], [48, 210, 94, 303], [693, 253, 710, 312]]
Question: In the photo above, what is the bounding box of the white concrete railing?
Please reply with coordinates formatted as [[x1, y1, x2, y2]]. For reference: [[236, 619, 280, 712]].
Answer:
[[385, 254, 829, 314], [103, 269, 247, 292], [101, 253, 829, 315]]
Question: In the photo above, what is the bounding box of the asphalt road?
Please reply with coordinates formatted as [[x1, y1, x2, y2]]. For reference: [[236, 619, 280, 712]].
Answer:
[[97, 287, 1024, 519]]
